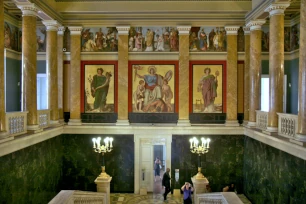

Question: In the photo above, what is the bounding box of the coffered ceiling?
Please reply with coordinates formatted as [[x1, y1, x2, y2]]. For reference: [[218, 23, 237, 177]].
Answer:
[[3, 0, 301, 27]]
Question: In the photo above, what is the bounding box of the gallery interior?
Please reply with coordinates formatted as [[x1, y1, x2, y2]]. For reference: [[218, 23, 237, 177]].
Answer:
[[0, 0, 305, 203]]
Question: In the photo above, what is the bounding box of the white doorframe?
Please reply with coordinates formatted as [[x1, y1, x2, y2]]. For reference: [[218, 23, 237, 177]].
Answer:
[[134, 133, 172, 194]]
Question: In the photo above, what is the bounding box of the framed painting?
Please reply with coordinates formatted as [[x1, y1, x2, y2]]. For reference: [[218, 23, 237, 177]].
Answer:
[[81, 61, 118, 114], [190, 61, 226, 114], [128, 61, 179, 114]]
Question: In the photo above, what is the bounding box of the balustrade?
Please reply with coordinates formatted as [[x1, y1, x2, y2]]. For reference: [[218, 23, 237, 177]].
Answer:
[[255, 110, 268, 131], [37, 109, 50, 129], [277, 113, 298, 139], [5, 112, 28, 137]]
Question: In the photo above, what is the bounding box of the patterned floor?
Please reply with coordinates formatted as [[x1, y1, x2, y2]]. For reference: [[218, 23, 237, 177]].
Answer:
[[110, 193, 252, 204]]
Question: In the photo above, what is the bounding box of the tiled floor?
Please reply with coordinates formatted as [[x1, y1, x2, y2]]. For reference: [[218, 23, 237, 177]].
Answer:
[[110, 193, 252, 204]]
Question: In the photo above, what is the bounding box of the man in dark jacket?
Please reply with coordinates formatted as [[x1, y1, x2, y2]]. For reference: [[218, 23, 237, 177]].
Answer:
[[162, 168, 171, 201]]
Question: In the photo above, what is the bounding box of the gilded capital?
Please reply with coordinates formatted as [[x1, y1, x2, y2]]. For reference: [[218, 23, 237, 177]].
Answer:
[[225, 26, 240, 35], [116, 26, 130, 35], [16, 2, 38, 17], [246, 20, 266, 31], [243, 27, 250, 35], [58, 26, 65, 35], [264, 3, 290, 17], [177, 26, 191, 35], [68, 26, 83, 35], [42, 20, 60, 31]]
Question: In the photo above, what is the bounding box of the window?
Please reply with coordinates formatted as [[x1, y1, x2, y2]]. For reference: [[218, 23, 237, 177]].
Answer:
[[37, 74, 48, 110]]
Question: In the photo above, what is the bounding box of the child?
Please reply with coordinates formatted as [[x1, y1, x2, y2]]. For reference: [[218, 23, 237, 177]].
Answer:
[[135, 80, 145, 111]]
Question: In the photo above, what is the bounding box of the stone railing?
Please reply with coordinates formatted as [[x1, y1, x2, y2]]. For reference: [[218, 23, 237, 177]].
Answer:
[[49, 190, 107, 204], [277, 113, 298, 139], [195, 192, 243, 204], [255, 110, 268, 131], [5, 112, 28, 137], [37, 109, 50, 129]]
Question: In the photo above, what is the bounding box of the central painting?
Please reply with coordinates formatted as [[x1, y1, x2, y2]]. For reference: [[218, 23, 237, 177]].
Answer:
[[130, 63, 176, 113]]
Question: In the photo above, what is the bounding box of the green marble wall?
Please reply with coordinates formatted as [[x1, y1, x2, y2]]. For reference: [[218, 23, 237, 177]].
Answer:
[[0, 136, 63, 204], [244, 137, 306, 203], [61, 134, 134, 193], [172, 135, 244, 193]]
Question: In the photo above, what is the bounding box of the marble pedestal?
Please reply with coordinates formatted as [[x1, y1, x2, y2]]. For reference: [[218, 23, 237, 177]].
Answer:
[[191, 174, 209, 198], [95, 175, 112, 204]]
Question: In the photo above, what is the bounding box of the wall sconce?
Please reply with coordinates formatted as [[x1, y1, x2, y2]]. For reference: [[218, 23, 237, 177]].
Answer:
[[92, 136, 113, 179], [190, 137, 211, 179]]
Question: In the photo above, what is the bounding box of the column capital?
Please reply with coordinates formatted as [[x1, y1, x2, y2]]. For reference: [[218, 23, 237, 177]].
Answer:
[[243, 27, 250, 35], [177, 26, 191, 35], [58, 26, 66, 35], [116, 26, 130, 35], [68, 26, 83, 35], [246, 20, 266, 31], [225, 26, 240, 35], [42, 20, 61, 31], [16, 2, 39, 17], [264, 3, 290, 17]]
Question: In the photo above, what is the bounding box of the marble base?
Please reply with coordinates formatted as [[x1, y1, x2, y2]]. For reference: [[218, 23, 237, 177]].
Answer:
[[27, 125, 43, 133], [177, 119, 191, 126], [263, 127, 278, 135], [139, 187, 147, 195], [50, 120, 60, 125], [68, 119, 82, 126], [95, 176, 112, 204], [0, 132, 13, 144], [293, 134, 306, 142], [242, 120, 249, 127], [225, 120, 240, 127], [247, 121, 256, 127], [116, 120, 130, 126], [191, 175, 209, 195]]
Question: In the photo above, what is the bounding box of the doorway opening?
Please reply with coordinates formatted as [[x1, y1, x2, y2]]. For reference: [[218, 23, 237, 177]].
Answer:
[[153, 144, 166, 194]]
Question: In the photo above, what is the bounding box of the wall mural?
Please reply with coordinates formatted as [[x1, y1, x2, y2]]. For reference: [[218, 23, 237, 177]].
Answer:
[[36, 26, 47, 52], [192, 64, 223, 113], [132, 64, 175, 113], [4, 22, 21, 52], [129, 27, 179, 52], [290, 24, 300, 51], [84, 64, 115, 113], [189, 27, 227, 52], [81, 27, 118, 52]]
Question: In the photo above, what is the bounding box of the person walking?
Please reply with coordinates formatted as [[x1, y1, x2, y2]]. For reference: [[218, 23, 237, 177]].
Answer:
[[162, 168, 171, 202]]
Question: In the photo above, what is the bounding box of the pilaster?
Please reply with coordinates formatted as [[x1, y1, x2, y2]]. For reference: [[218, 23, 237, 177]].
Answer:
[[243, 27, 250, 126], [224, 26, 240, 126], [116, 26, 130, 126], [177, 26, 191, 126], [57, 26, 65, 122], [68, 26, 82, 126]]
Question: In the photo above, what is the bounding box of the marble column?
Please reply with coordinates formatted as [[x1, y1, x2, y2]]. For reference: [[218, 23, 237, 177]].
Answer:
[[246, 20, 265, 127], [43, 20, 60, 125], [57, 26, 65, 123], [243, 27, 250, 126], [177, 26, 191, 126], [0, 0, 8, 139], [116, 26, 130, 126], [17, 3, 41, 132], [68, 26, 82, 125], [225, 26, 240, 126], [265, 3, 290, 133], [296, 0, 306, 142]]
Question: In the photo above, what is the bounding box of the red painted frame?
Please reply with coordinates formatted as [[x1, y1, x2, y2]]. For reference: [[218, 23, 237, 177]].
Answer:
[[128, 60, 179, 113], [189, 60, 227, 113], [80, 61, 118, 113]]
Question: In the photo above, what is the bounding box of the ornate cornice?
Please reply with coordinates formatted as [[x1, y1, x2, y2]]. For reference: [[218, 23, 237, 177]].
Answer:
[[42, 20, 61, 31], [116, 26, 130, 35], [68, 26, 83, 35], [225, 26, 240, 35], [246, 19, 266, 31], [177, 26, 191, 35], [16, 3, 38, 17], [264, 3, 291, 17], [243, 26, 250, 35]]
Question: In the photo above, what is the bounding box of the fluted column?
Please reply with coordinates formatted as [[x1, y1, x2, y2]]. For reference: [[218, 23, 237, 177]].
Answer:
[[246, 20, 265, 127], [296, 0, 306, 141], [57, 26, 65, 122], [243, 27, 250, 125], [265, 3, 290, 133], [225, 26, 240, 126], [177, 26, 191, 126], [17, 3, 40, 132], [43, 20, 60, 125], [116, 26, 130, 126], [0, 0, 7, 139], [68, 26, 82, 125]]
